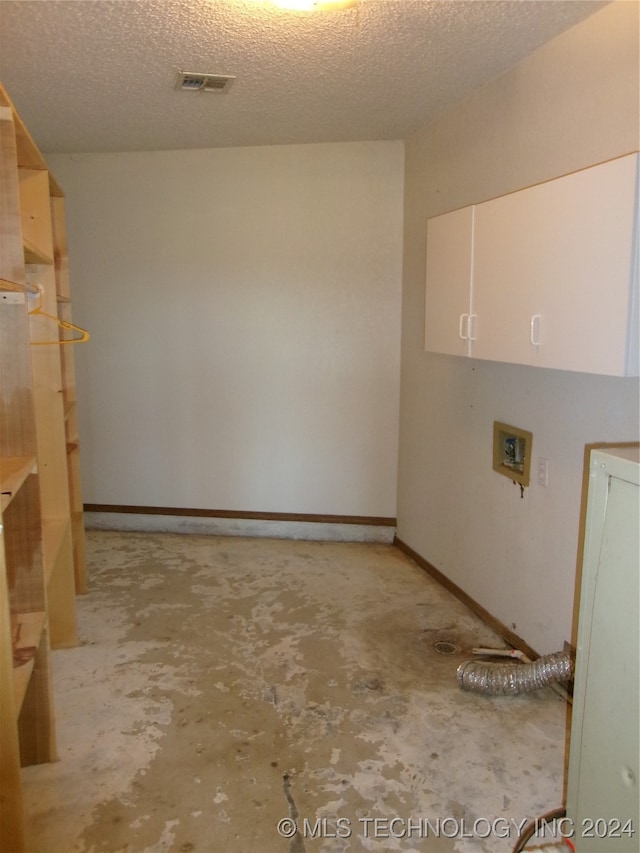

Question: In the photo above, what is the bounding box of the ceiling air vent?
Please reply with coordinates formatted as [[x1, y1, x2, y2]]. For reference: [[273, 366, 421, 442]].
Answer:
[[176, 72, 235, 93]]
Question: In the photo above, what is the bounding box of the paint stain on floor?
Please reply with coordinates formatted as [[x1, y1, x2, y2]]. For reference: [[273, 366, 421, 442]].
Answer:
[[21, 531, 567, 852]]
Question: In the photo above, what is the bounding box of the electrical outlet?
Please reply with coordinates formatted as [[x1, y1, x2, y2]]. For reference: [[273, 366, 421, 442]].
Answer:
[[537, 457, 549, 487]]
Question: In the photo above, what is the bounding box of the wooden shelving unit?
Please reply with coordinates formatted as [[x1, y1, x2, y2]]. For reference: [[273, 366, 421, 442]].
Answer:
[[0, 82, 88, 852], [0, 457, 37, 511]]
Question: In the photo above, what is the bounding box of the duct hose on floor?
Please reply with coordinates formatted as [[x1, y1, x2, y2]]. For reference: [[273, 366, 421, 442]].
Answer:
[[456, 651, 574, 696]]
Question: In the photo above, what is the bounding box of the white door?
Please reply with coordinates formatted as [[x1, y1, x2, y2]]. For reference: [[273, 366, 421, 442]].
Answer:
[[568, 448, 639, 851], [531, 153, 638, 375], [472, 188, 537, 366], [424, 205, 474, 358], [473, 154, 638, 374]]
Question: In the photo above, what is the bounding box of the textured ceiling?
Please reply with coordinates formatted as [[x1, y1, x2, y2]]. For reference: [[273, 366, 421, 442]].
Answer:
[[0, 0, 608, 154]]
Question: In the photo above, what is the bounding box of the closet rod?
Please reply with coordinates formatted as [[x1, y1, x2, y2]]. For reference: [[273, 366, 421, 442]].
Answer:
[[0, 278, 40, 295]]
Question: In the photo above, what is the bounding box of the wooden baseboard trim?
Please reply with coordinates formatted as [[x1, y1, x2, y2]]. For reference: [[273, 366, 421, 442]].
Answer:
[[84, 504, 396, 528], [393, 536, 540, 661]]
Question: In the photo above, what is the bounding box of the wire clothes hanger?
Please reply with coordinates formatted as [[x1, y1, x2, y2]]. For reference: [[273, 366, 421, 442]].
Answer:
[[28, 282, 89, 345]]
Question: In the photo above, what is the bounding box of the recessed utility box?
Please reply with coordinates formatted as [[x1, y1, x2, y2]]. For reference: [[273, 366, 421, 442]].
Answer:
[[493, 421, 532, 487]]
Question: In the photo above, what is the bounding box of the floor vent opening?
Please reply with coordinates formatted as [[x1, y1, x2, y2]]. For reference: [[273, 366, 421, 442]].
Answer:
[[433, 640, 458, 655]]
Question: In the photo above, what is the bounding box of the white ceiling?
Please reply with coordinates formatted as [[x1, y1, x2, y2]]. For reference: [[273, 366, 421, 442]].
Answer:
[[0, 0, 608, 154]]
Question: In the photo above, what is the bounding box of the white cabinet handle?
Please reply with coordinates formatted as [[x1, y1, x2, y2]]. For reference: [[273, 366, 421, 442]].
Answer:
[[459, 313, 469, 340], [530, 314, 541, 346], [468, 314, 477, 341]]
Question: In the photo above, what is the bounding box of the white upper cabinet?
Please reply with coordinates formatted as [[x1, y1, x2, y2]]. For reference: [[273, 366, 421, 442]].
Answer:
[[424, 205, 474, 357], [425, 153, 639, 376]]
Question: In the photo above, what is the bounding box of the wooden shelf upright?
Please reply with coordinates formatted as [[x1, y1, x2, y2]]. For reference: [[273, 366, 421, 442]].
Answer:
[[0, 82, 88, 851]]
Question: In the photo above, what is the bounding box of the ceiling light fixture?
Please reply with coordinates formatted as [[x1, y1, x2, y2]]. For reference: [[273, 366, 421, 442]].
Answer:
[[267, 0, 358, 11]]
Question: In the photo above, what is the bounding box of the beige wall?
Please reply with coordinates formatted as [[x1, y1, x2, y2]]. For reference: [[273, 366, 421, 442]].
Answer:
[[397, 0, 639, 654], [49, 141, 404, 518], [50, 1, 639, 653]]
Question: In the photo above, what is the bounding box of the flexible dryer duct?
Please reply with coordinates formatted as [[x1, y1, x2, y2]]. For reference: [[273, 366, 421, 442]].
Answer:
[[456, 651, 574, 696]]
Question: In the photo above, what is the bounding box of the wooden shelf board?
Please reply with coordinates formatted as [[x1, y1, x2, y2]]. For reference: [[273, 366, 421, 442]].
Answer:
[[1, 457, 37, 511], [23, 240, 53, 267], [42, 518, 71, 586], [56, 295, 71, 304], [11, 610, 47, 717], [2, 86, 48, 171], [48, 174, 64, 199], [5, 97, 48, 171], [63, 401, 77, 422]]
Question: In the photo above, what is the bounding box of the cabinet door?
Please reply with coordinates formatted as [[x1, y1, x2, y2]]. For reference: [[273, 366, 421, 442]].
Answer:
[[472, 187, 540, 366], [424, 205, 474, 357], [473, 154, 638, 374], [567, 449, 639, 851]]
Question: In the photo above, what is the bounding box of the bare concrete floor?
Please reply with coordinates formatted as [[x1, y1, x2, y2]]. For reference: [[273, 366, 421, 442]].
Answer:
[[22, 531, 568, 852]]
